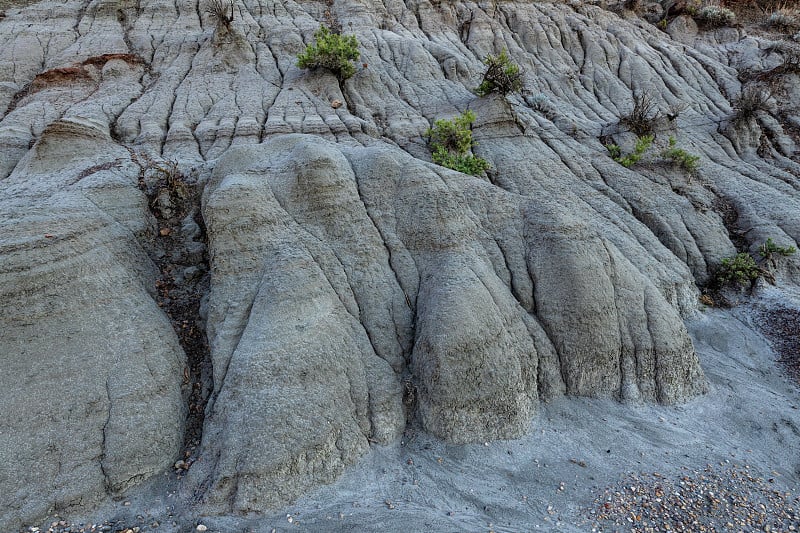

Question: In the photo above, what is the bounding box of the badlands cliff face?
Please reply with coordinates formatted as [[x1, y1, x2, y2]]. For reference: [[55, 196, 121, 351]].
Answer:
[[1, 0, 799, 527]]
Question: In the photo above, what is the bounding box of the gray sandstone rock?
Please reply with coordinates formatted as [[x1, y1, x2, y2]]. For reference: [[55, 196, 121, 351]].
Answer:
[[0, 119, 186, 529], [186, 133, 706, 511], [1, 0, 799, 527]]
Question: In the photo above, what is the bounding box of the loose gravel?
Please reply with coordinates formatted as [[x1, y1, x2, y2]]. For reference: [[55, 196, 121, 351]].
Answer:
[[589, 463, 800, 532], [754, 304, 800, 386]]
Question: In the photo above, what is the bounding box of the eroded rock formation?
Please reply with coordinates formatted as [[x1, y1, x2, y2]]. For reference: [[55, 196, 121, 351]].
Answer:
[[2, 0, 800, 527]]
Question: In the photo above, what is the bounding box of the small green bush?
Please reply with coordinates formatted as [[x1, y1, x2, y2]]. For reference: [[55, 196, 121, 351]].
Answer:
[[758, 237, 797, 261], [661, 136, 700, 172], [427, 110, 489, 176], [716, 253, 761, 286], [428, 111, 474, 154], [606, 134, 654, 168], [431, 146, 490, 175], [475, 50, 523, 97], [297, 25, 359, 81], [714, 238, 795, 289]]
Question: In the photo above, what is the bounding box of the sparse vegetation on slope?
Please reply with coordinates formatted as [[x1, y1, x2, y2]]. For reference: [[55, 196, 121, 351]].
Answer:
[[427, 111, 489, 175], [206, 0, 233, 29], [715, 238, 795, 289], [606, 134, 654, 168], [661, 136, 701, 173], [716, 252, 763, 286], [475, 50, 523, 97], [620, 93, 661, 137], [297, 25, 360, 81], [692, 3, 737, 27], [733, 84, 772, 124]]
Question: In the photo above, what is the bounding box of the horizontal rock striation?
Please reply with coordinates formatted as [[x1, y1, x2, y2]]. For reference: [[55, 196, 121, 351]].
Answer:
[[184, 132, 706, 513], [2, 0, 799, 526], [0, 119, 186, 528]]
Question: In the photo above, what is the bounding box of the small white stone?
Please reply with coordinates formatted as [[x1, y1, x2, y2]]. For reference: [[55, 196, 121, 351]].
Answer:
[[196, 525, 208, 532]]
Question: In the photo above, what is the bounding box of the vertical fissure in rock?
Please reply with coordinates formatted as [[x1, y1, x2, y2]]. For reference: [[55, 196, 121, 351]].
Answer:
[[132, 153, 212, 466], [712, 194, 747, 252]]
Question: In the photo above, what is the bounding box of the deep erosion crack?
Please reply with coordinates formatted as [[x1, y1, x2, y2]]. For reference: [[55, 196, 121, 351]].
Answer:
[[132, 152, 212, 469]]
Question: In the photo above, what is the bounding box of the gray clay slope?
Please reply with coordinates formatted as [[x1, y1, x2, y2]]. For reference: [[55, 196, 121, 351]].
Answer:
[[1, 0, 799, 528]]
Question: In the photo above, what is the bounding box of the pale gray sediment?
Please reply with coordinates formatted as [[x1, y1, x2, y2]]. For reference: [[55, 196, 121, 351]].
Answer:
[[2, 0, 800, 530]]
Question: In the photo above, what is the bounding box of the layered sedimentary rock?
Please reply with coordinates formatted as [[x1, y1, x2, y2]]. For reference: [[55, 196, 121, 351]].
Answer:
[[0, 118, 186, 527], [2, 0, 800, 527]]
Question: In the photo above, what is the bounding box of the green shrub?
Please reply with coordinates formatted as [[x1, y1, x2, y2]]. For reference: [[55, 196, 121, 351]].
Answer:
[[716, 253, 761, 286], [605, 143, 622, 160], [661, 136, 700, 172], [428, 110, 475, 154], [605, 134, 654, 168], [431, 146, 490, 175], [758, 237, 797, 262], [714, 238, 795, 289], [297, 25, 359, 81], [475, 50, 523, 97], [427, 110, 489, 176]]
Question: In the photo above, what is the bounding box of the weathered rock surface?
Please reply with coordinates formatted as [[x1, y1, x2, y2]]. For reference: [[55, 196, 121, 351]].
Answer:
[[1, 0, 800, 527], [0, 118, 186, 528]]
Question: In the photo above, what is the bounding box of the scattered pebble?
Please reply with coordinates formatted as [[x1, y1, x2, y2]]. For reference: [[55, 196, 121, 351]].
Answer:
[[195, 525, 207, 532], [590, 463, 799, 531], [752, 305, 800, 386]]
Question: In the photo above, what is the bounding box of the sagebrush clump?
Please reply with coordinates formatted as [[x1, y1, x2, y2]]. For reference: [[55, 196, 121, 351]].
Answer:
[[475, 50, 523, 97], [693, 4, 736, 27], [427, 111, 490, 176], [768, 7, 800, 31], [297, 25, 360, 81]]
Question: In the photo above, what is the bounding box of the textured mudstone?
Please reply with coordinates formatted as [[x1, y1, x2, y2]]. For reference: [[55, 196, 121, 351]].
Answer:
[[2, 0, 800, 526], [185, 134, 706, 512], [0, 119, 186, 529]]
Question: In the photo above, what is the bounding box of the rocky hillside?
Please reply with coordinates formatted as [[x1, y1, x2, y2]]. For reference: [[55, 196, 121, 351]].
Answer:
[[1, 0, 799, 529]]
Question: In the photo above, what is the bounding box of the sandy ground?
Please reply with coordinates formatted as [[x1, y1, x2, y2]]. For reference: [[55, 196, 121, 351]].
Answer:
[[29, 288, 800, 533]]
